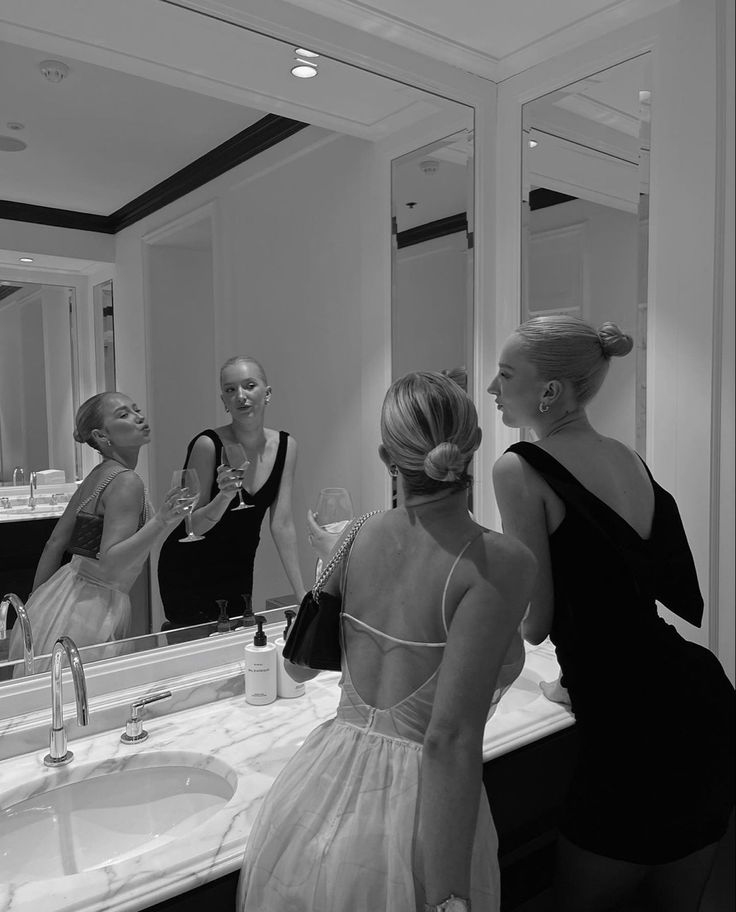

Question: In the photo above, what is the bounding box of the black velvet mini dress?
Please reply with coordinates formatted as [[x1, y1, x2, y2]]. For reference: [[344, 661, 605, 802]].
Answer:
[[507, 442, 735, 864], [158, 429, 289, 625]]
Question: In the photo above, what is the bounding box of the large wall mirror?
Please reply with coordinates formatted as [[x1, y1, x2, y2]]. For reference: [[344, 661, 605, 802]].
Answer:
[[522, 53, 651, 452], [0, 4, 473, 687], [0, 282, 79, 486]]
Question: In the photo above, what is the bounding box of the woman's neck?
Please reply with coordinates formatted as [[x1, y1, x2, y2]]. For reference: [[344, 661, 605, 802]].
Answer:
[[404, 486, 464, 512], [229, 422, 267, 456], [538, 408, 592, 441], [103, 450, 138, 470]]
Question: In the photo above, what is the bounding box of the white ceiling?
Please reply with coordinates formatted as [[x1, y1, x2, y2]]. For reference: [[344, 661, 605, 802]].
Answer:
[[0, 0, 671, 224]]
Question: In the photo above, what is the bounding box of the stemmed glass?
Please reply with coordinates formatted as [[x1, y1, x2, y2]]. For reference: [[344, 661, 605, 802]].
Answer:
[[314, 488, 354, 534], [172, 469, 205, 542], [223, 443, 254, 511]]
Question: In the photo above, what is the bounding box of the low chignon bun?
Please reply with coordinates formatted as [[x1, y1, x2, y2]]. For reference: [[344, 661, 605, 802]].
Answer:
[[72, 428, 85, 444], [597, 321, 634, 359], [424, 442, 466, 483]]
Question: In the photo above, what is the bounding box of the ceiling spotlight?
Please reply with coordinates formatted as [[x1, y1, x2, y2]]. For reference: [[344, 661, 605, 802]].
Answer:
[[19, 257, 34, 263], [294, 48, 319, 58], [419, 159, 440, 176], [291, 63, 318, 78], [39, 60, 70, 83], [6, 122, 24, 131], [528, 139, 538, 148]]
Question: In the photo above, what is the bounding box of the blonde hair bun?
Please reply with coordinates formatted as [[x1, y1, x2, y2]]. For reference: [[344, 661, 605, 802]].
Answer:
[[597, 322, 634, 358], [424, 442, 465, 482], [72, 428, 85, 444]]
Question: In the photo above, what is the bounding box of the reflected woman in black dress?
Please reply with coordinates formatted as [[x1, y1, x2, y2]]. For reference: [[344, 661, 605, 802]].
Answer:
[[489, 315, 734, 912], [157, 357, 305, 626]]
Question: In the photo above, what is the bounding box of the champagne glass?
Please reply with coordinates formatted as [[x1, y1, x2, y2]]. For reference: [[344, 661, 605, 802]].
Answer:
[[314, 488, 354, 534], [223, 443, 254, 511], [172, 469, 205, 542]]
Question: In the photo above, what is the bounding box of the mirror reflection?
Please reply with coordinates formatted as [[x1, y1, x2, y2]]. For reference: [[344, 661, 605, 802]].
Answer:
[[521, 53, 651, 452], [0, 17, 473, 684]]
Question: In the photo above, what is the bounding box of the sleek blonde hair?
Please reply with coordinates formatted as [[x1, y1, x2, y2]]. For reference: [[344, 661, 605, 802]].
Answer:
[[515, 314, 633, 405], [219, 356, 268, 386], [73, 392, 118, 452], [381, 371, 481, 494]]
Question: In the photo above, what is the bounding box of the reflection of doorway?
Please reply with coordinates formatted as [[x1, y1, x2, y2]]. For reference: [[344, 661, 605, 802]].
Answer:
[[143, 209, 216, 633]]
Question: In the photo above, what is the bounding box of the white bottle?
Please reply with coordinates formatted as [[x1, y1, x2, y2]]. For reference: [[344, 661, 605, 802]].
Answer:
[[274, 609, 305, 699], [244, 615, 277, 705]]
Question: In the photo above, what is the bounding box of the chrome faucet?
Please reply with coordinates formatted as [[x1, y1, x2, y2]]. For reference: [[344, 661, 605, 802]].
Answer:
[[27, 471, 37, 509], [12, 466, 24, 486], [0, 593, 34, 676], [44, 636, 89, 767]]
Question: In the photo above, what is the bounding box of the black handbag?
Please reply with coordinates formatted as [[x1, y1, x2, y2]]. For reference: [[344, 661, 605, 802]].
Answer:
[[282, 511, 380, 671], [68, 466, 127, 559]]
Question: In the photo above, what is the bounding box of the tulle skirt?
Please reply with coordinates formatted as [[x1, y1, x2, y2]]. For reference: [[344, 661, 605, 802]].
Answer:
[[237, 717, 499, 912], [7, 558, 132, 676]]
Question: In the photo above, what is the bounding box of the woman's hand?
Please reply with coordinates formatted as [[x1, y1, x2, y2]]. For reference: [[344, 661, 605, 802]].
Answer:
[[156, 485, 192, 526], [306, 509, 343, 560], [216, 463, 242, 496]]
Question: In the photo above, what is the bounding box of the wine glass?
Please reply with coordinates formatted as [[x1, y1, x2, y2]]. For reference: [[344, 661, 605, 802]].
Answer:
[[223, 443, 254, 511], [172, 469, 205, 542], [314, 488, 354, 534]]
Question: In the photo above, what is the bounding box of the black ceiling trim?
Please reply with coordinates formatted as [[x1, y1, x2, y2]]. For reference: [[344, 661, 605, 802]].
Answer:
[[396, 212, 468, 249], [0, 114, 308, 236], [0, 200, 115, 233], [110, 113, 308, 232], [529, 188, 577, 211]]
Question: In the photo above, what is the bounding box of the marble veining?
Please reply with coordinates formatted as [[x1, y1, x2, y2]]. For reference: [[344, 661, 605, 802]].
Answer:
[[0, 641, 572, 912]]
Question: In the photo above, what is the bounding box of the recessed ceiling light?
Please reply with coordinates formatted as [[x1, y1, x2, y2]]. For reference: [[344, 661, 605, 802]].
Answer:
[[291, 63, 318, 78], [294, 48, 319, 58], [6, 122, 24, 131], [39, 60, 70, 83], [0, 136, 27, 152], [19, 257, 34, 263]]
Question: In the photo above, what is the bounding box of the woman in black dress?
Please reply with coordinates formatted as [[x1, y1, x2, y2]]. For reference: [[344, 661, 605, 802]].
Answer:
[[489, 315, 734, 911], [157, 357, 305, 626]]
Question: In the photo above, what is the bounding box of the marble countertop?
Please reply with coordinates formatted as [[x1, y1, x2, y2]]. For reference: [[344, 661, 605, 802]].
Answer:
[[0, 640, 573, 912]]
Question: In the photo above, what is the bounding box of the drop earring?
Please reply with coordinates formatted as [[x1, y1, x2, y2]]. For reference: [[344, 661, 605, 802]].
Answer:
[[389, 465, 399, 478]]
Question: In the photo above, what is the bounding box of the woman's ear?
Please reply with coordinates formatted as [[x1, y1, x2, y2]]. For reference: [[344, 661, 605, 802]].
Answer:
[[265, 386, 272, 402], [91, 428, 109, 448], [545, 380, 564, 405]]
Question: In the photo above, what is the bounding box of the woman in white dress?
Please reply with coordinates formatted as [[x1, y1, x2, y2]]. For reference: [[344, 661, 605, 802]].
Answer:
[[7, 391, 185, 673], [238, 371, 536, 912]]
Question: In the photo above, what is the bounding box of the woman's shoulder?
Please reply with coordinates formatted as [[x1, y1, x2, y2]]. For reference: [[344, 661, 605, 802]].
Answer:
[[469, 527, 537, 601]]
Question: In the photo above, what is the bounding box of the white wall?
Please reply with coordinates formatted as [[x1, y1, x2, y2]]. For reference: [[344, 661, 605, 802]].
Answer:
[[393, 233, 468, 379], [42, 285, 75, 482]]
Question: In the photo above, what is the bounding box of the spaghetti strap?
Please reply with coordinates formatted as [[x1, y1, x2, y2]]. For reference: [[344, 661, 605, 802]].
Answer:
[[441, 531, 485, 635], [342, 613, 445, 647]]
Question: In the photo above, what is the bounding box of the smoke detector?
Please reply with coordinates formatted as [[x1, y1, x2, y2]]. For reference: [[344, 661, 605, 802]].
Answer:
[[419, 159, 440, 176], [39, 60, 70, 83]]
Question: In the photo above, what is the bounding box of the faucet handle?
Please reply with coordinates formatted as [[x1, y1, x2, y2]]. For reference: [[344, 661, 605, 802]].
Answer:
[[120, 690, 172, 743]]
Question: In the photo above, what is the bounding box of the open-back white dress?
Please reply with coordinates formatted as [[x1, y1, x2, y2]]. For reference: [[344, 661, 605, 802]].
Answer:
[[237, 528, 523, 912]]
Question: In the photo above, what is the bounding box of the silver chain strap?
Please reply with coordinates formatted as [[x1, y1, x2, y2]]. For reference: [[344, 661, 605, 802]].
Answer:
[[313, 510, 381, 598]]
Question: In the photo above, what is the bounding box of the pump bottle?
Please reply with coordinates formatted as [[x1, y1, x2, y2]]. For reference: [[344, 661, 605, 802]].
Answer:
[[274, 609, 305, 699], [244, 615, 277, 705]]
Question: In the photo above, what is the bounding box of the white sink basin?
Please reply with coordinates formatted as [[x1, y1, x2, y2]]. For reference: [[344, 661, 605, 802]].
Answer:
[[0, 751, 236, 882]]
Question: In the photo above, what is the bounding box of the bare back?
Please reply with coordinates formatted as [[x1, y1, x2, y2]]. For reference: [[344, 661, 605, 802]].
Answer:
[[330, 508, 531, 712], [535, 432, 655, 539]]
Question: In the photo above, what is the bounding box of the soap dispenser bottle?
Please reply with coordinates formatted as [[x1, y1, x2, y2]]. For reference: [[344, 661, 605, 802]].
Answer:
[[274, 609, 305, 699], [244, 615, 277, 705]]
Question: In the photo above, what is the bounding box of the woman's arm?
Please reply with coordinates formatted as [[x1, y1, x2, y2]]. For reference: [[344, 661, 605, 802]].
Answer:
[[32, 487, 85, 589], [185, 435, 236, 536], [420, 537, 536, 905], [269, 436, 306, 601], [492, 453, 554, 644], [94, 473, 182, 575]]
